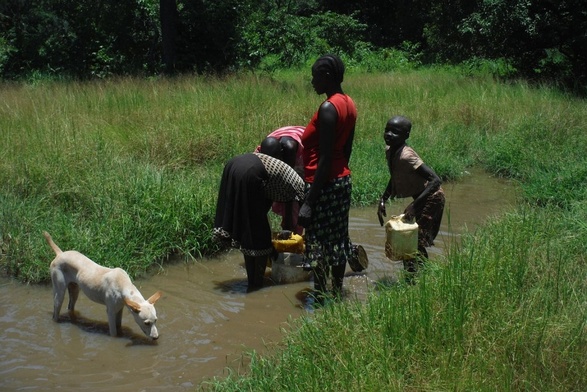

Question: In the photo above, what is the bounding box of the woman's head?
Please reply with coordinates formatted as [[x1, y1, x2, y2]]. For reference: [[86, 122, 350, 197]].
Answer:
[[259, 136, 283, 160], [311, 54, 345, 95]]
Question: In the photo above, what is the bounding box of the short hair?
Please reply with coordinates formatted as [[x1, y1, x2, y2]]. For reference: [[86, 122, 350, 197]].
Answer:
[[259, 136, 282, 159], [387, 115, 412, 135]]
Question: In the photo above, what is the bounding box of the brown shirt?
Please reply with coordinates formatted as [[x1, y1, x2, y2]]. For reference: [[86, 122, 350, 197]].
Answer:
[[386, 144, 426, 198]]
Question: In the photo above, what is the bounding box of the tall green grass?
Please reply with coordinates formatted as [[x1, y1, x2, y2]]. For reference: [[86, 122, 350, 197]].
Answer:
[[1, 67, 586, 390], [1, 75, 312, 281], [2, 70, 586, 282]]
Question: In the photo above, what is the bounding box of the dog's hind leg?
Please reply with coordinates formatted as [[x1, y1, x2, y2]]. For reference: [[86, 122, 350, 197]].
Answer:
[[52, 284, 66, 321], [67, 282, 80, 312], [51, 271, 67, 321]]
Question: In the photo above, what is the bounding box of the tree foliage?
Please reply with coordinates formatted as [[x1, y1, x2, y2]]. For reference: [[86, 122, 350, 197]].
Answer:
[[425, 0, 587, 89], [0, 0, 158, 79], [0, 0, 585, 91], [235, 1, 367, 70]]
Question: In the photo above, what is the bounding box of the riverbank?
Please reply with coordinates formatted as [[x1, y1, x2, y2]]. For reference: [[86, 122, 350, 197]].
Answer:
[[2, 69, 584, 283]]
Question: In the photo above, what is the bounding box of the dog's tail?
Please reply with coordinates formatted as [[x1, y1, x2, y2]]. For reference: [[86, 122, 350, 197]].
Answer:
[[43, 231, 63, 255]]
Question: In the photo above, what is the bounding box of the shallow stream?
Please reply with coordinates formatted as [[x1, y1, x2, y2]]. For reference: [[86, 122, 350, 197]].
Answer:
[[0, 170, 518, 391]]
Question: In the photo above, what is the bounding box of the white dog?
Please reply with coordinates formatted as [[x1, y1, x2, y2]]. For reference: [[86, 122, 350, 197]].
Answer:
[[44, 231, 162, 339]]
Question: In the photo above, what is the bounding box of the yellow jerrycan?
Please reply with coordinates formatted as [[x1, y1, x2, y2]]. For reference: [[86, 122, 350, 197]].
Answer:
[[384, 214, 419, 260]]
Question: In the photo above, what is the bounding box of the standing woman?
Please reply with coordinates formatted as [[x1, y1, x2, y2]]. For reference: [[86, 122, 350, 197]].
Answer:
[[298, 54, 357, 301]]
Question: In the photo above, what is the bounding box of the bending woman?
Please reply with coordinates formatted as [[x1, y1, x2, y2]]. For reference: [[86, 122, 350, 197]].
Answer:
[[213, 152, 305, 290]]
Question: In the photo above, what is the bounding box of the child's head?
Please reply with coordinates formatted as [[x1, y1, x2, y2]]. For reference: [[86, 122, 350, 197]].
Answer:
[[384, 116, 411, 147]]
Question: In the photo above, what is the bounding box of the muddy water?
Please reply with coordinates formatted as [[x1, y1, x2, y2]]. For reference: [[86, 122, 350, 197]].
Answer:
[[0, 170, 518, 391]]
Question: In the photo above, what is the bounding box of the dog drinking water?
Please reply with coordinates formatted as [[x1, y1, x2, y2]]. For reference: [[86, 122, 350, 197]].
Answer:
[[44, 231, 162, 339]]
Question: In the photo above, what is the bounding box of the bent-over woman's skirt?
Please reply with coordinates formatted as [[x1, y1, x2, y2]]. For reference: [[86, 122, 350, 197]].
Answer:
[[213, 154, 273, 256]]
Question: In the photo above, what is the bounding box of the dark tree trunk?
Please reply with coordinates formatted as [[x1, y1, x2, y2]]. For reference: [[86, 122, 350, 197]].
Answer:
[[160, 0, 178, 74]]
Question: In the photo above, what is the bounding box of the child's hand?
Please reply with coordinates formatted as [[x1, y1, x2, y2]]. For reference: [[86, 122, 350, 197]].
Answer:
[[403, 203, 416, 221], [377, 199, 386, 226]]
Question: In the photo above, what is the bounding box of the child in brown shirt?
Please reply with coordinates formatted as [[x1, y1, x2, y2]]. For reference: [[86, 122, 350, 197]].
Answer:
[[377, 115, 445, 268]]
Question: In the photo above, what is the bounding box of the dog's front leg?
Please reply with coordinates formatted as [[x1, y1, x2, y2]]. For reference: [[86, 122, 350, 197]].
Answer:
[[106, 306, 122, 337], [115, 309, 123, 335]]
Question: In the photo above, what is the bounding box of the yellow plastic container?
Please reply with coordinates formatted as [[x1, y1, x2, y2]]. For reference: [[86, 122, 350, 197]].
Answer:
[[272, 233, 304, 254], [270, 233, 309, 283], [385, 214, 419, 260]]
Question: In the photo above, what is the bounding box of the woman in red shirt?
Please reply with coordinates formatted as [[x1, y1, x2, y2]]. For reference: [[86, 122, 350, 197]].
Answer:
[[298, 54, 357, 302]]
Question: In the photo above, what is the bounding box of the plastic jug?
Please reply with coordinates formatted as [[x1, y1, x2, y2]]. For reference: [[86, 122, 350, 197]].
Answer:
[[385, 214, 419, 260], [271, 253, 311, 284]]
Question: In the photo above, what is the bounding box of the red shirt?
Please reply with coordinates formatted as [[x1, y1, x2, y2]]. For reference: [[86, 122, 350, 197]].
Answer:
[[301, 93, 357, 182]]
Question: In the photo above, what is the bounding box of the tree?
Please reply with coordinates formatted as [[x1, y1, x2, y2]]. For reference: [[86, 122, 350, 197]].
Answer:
[[160, 0, 178, 74], [0, 0, 159, 79], [458, 0, 587, 89], [321, 0, 428, 48], [234, 0, 366, 70]]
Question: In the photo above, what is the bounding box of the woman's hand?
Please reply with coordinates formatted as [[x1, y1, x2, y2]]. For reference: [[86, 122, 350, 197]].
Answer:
[[276, 230, 292, 240], [298, 203, 313, 227]]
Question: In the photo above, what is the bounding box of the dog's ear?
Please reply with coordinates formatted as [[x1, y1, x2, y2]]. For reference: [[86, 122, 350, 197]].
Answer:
[[124, 298, 141, 313], [147, 290, 162, 305]]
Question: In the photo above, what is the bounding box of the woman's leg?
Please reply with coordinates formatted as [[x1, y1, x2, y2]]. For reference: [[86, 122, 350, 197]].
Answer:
[[331, 263, 346, 299], [313, 263, 328, 304], [244, 255, 267, 289]]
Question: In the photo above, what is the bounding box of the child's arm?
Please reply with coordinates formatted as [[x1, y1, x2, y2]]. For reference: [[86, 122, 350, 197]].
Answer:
[[403, 163, 441, 220]]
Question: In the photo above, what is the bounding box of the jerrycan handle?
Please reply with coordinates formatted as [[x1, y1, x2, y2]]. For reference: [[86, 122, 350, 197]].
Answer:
[[400, 213, 416, 224], [384, 213, 415, 228]]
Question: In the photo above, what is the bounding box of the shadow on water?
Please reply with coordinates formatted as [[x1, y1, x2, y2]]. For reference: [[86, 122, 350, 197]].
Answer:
[[212, 277, 251, 294], [56, 312, 158, 347], [0, 169, 518, 391]]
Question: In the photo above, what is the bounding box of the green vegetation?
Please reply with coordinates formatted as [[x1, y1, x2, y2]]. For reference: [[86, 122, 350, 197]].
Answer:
[[1, 67, 586, 390], [2, 1, 585, 92]]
